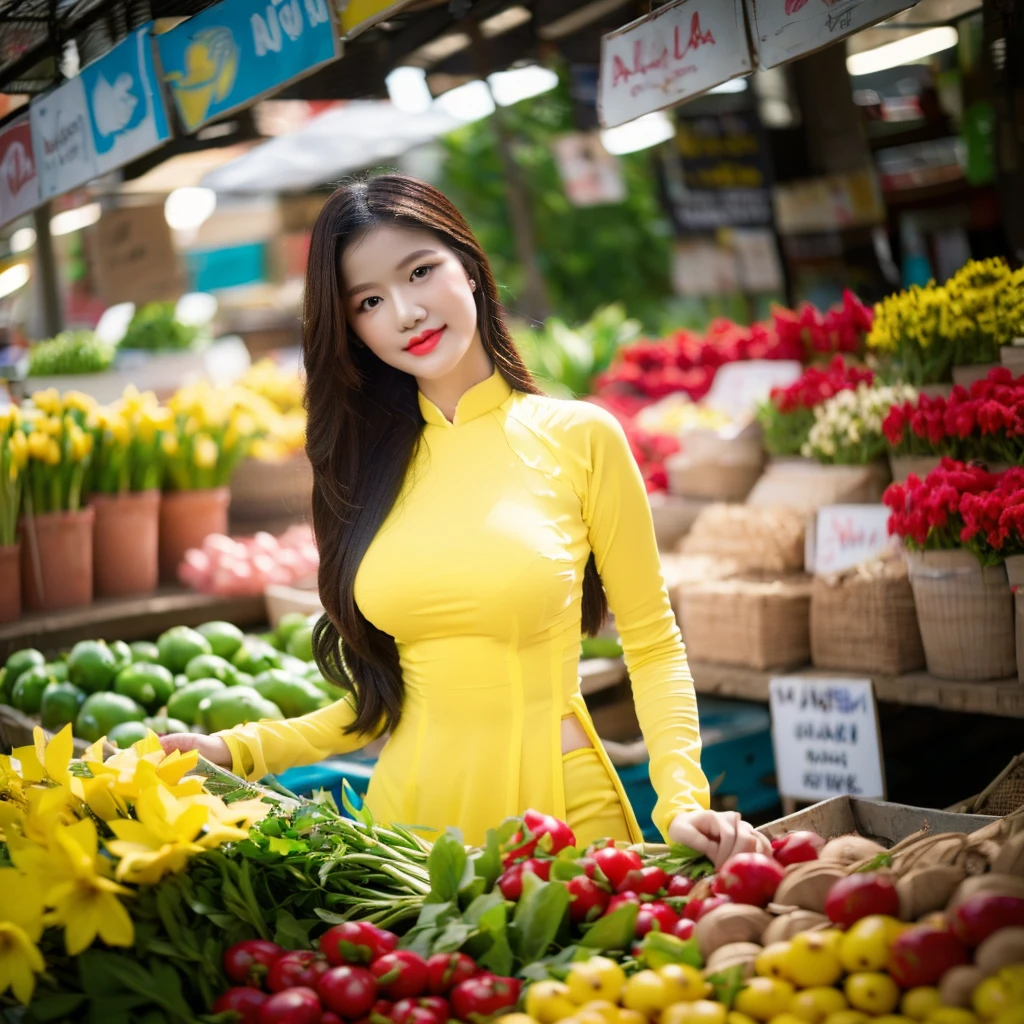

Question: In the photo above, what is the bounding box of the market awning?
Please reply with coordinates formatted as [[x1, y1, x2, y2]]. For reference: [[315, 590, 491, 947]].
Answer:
[[199, 100, 460, 193]]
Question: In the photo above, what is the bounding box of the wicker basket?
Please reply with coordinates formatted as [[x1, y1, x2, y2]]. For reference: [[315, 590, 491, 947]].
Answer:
[[665, 431, 764, 502], [677, 573, 813, 670], [810, 561, 926, 676], [678, 504, 806, 574], [888, 455, 942, 484], [648, 493, 710, 550], [746, 458, 890, 514], [663, 553, 743, 632], [229, 454, 312, 533], [953, 753, 1024, 817]]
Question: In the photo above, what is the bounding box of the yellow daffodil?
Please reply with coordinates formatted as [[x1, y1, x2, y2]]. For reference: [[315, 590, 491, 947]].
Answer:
[[13, 724, 73, 790], [0, 871, 45, 1004], [193, 433, 218, 469]]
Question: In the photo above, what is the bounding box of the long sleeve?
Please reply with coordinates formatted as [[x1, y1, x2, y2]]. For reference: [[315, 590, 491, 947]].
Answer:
[[581, 407, 711, 838], [217, 694, 372, 781]]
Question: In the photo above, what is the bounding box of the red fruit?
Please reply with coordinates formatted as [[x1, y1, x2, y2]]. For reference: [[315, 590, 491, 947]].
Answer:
[[606, 892, 641, 917], [267, 951, 330, 994], [683, 894, 732, 921], [507, 809, 576, 860], [320, 1014, 343, 1024], [635, 901, 680, 937], [619, 865, 669, 896], [497, 858, 552, 901], [712, 853, 785, 908], [451, 974, 521, 1021], [825, 872, 900, 928], [317, 966, 378, 1019], [770, 831, 824, 867], [371, 951, 430, 1000], [591, 846, 643, 889], [257, 987, 322, 1024], [566, 875, 611, 923], [671, 917, 696, 940], [579, 856, 598, 879], [951, 895, 1024, 947], [425, 952, 477, 995], [318, 922, 397, 967], [666, 875, 695, 899], [889, 924, 970, 988], [391, 996, 450, 1024], [223, 940, 285, 988], [212, 987, 268, 1024]]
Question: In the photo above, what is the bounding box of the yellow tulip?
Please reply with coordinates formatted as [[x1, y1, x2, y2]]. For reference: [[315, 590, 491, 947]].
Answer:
[[62, 390, 97, 415], [193, 433, 219, 469], [0, 880, 45, 1003]]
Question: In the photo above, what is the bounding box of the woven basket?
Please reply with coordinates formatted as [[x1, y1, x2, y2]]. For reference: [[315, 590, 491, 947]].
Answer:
[[678, 573, 813, 670], [663, 553, 743, 632], [229, 454, 312, 532], [810, 562, 925, 676], [1007, 555, 1024, 685], [956, 754, 1024, 817], [678, 504, 806, 574], [746, 458, 890, 515], [888, 455, 942, 484], [906, 549, 1016, 681]]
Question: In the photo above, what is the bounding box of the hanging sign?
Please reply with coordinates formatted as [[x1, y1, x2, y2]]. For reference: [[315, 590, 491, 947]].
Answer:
[[598, 0, 752, 129], [30, 76, 97, 200], [769, 676, 886, 802], [81, 25, 171, 177], [338, 0, 410, 39], [807, 504, 896, 575], [0, 114, 40, 227], [746, 0, 919, 70], [157, 0, 340, 135]]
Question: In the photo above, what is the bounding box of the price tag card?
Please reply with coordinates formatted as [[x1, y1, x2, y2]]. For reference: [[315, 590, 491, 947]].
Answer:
[[769, 676, 886, 803], [807, 504, 896, 575]]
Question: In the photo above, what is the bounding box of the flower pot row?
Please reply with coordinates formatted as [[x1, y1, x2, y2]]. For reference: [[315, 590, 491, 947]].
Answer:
[[0, 488, 229, 622]]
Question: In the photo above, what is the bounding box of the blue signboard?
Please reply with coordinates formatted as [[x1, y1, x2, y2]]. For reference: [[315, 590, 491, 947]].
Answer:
[[157, 0, 340, 134]]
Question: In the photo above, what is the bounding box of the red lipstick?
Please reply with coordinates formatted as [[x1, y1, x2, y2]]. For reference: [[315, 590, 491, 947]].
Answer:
[[405, 326, 444, 356]]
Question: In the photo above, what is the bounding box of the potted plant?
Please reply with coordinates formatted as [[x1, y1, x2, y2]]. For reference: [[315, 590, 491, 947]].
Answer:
[[0, 404, 28, 622], [17, 389, 96, 611], [159, 381, 261, 582], [88, 386, 173, 598]]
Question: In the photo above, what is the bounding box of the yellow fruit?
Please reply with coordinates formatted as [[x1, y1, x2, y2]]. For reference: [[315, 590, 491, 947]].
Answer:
[[927, 1010, 979, 1024], [661, 1000, 728, 1024], [790, 987, 849, 1024], [728, 1014, 760, 1024], [577, 1002, 619, 1024], [734, 977, 797, 1022], [567, 957, 627, 1005], [992, 1010, 1024, 1024], [996, 966, 1024, 1002], [785, 932, 844, 988], [844, 972, 901, 1016], [501, 1017, 542, 1024], [973, 976, 1017, 1020], [816, 929, 845, 954], [756, 943, 794, 980], [766, 1015, 806, 1024], [839, 916, 900, 973], [902, 988, 944, 1022], [622, 970, 672, 1017], [658, 963, 709, 1003], [823, 1014, 870, 1024], [527, 981, 579, 1024], [617, 1012, 648, 1024], [874, 1017, 915, 1024]]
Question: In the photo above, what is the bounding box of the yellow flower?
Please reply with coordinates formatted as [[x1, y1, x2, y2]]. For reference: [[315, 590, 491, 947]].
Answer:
[[193, 433, 219, 469], [161, 433, 179, 456], [14, 724, 73, 789], [0, 871, 45, 1005], [63, 390, 97, 415], [29, 389, 61, 416]]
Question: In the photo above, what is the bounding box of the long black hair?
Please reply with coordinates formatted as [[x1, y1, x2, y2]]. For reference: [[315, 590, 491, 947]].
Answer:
[[303, 174, 607, 737]]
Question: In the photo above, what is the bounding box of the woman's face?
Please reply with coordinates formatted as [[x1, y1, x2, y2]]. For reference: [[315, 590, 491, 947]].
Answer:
[[341, 224, 480, 379]]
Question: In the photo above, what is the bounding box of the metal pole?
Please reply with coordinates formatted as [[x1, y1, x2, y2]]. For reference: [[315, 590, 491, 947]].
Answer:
[[32, 201, 63, 338]]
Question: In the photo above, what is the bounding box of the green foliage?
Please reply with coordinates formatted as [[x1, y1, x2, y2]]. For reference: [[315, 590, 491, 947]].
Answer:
[[27, 331, 114, 376], [438, 72, 674, 326], [121, 303, 199, 352]]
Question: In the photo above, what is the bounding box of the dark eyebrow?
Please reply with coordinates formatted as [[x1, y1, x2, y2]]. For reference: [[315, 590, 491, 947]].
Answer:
[[345, 249, 439, 298]]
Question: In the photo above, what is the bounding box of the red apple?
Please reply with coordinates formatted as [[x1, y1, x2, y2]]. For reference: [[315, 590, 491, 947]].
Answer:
[[666, 874, 695, 899], [671, 917, 696, 940], [711, 853, 785, 908], [825, 872, 900, 928], [889, 924, 970, 988], [683, 894, 732, 921], [770, 831, 824, 867], [951, 895, 1024, 947]]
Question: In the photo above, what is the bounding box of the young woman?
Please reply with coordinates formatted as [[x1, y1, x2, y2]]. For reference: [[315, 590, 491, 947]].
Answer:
[[161, 174, 768, 866]]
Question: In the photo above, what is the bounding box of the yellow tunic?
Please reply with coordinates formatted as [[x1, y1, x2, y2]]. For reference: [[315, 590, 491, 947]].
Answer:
[[221, 369, 710, 846]]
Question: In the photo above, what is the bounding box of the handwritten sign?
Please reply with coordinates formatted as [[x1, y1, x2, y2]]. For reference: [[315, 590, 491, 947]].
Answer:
[[598, 0, 751, 129], [703, 359, 803, 421], [0, 114, 39, 228], [769, 676, 885, 802], [808, 504, 896, 575], [89, 205, 184, 306], [30, 76, 97, 200], [746, 0, 918, 70]]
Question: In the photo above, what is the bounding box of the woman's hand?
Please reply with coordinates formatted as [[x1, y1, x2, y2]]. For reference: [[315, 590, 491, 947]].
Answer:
[[668, 809, 772, 868], [158, 732, 232, 768]]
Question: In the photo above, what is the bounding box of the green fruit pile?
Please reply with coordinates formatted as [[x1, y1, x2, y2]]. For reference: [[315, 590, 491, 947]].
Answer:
[[0, 611, 341, 747]]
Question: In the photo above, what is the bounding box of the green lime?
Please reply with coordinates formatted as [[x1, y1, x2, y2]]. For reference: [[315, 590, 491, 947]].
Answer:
[[197, 686, 283, 733], [40, 682, 86, 730], [231, 639, 280, 677], [251, 669, 330, 718], [67, 640, 119, 694], [109, 640, 133, 674], [230, 671, 254, 688], [114, 663, 175, 714], [157, 626, 212, 674], [43, 661, 69, 683], [306, 673, 347, 702], [277, 653, 309, 677], [195, 621, 245, 661], [107, 720, 151, 749], [144, 715, 189, 735], [76, 692, 146, 743], [5, 649, 45, 688], [12, 666, 56, 714], [184, 653, 234, 683], [581, 636, 624, 660], [130, 641, 161, 664], [286, 625, 314, 662], [275, 612, 309, 648], [258, 631, 282, 650], [174, 674, 189, 690], [166, 679, 226, 726]]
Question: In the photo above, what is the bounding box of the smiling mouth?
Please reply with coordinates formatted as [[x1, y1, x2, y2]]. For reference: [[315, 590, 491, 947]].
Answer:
[[405, 327, 445, 355]]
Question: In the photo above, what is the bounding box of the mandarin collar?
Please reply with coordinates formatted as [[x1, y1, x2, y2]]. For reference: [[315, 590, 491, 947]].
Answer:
[[417, 368, 513, 428]]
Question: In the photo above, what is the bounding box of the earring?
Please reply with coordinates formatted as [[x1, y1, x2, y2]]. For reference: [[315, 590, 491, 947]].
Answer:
[[469, 279, 477, 291]]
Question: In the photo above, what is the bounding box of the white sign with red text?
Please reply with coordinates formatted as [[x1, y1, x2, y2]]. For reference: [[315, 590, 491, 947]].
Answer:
[[808, 504, 897, 575], [0, 114, 39, 227], [746, 0, 919, 69], [598, 0, 752, 128]]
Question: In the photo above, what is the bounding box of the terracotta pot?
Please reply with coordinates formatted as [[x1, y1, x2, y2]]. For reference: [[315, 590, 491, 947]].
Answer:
[[19, 507, 95, 612], [159, 487, 230, 583], [0, 542, 21, 623], [91, 490, 160, 598]]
